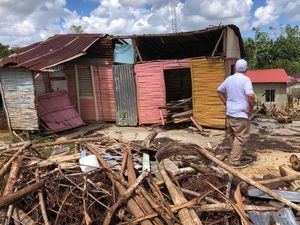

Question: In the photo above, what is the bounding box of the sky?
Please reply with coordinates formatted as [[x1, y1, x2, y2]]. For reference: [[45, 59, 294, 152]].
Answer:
[[0, 0, 299, 47]]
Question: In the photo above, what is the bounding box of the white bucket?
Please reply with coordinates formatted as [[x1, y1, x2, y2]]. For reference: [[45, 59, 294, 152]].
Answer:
[[79, 154, 100, 173]]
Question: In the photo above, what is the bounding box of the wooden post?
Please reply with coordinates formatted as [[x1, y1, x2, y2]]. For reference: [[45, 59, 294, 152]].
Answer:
[[90, 65, 99, 121], [159, 160, 202, 225], [0, 82, 12, 133]]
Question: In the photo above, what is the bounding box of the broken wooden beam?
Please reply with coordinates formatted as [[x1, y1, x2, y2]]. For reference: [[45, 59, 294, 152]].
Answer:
[[0, 182, 43, 208], [0, 142, 30, 180], [158, 160, 202, 225]]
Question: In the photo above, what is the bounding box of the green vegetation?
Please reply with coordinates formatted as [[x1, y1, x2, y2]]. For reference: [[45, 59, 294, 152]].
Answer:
[[244, 25, 300, 75], [0, 43, 16, 58]]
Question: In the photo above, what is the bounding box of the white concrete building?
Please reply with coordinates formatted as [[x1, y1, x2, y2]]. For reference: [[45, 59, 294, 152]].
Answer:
[[246, 69, 290, 110]]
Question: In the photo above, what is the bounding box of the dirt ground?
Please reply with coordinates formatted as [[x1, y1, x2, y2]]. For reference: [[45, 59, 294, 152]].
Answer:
[[97, 118, 300, 179]]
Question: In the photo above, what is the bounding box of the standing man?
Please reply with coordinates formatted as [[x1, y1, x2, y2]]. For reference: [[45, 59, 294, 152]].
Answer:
[[217, 59, 255, 167]]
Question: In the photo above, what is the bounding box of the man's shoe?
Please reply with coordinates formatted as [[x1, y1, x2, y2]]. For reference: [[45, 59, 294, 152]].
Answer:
[[226, 161, 249, 169]]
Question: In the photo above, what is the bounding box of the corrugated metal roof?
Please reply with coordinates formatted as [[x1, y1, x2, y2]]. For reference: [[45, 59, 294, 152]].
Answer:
[[113, 64, 138, 126], [0, 34, 107, 71], [37, 91, 85, 132], [246, 69, 290, 83]]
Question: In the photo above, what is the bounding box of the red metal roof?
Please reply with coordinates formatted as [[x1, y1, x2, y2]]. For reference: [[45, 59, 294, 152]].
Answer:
[[0, 34, 106, 71], [246, 69, 290, 83], [37, 91, 85, 132]]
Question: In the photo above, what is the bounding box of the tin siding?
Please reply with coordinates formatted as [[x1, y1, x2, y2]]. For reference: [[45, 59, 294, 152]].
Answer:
[[135, 60, 189, 125], [0, 70, 39, 130], [113, 64, 138, 126], [93, 65, 115, 121]]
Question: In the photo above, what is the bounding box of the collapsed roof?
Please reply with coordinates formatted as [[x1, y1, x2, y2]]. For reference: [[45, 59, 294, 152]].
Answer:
[[0, 34, 108, 71], [0, 24, 244, 71], [114, 24, 244, 61]]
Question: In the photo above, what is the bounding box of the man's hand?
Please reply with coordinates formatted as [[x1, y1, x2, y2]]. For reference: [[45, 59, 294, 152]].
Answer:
[[217, 91, 227, 106], [244, 108, 253, 118], [246, 94, 255, 118]]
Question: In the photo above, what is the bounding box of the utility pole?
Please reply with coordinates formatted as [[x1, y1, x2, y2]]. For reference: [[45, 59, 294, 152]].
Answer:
[[170, 0, 179, 33]]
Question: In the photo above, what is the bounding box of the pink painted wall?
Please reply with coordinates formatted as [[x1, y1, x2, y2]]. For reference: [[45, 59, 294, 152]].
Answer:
[[135, 59, 189, 125], [93, 65, 116, 121]]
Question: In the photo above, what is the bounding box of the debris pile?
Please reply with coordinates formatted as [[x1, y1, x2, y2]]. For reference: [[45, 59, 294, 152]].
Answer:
[[161, 97, 193, 124], [256, 104, 294, 123], [0, 131, 300, 224]]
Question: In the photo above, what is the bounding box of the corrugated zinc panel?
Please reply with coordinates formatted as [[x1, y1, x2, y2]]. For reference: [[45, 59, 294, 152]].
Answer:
[[113, 64, 138, 126], [93, 65, 116, 121], [0, 69, 39, 130], [190, 58, 226, 128], [37, 91, 84, 132], [135, 59, 189, 125]]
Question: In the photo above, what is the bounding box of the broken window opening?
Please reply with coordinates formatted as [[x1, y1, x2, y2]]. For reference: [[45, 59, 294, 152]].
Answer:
[[265, 90, 275, 102], [164, 68, 192, 103]]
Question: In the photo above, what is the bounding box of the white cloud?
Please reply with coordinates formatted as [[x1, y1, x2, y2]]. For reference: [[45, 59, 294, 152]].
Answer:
[[0, 0, 299, 47], [253, 0, 300, 28], [0, 0, 68, 46], [181, 0, 253, 31]]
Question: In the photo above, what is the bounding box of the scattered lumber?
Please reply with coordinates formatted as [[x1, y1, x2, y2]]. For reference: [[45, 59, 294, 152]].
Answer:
[[0, 132, 298, 224], [196, 147, 300, 211], [162, 97, 193, 124]]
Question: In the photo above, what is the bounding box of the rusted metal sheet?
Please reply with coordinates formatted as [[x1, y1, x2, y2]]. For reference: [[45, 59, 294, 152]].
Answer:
[[93, 65, 116, 121], [248, 208, 297, 225], [135, 59, 189, 125], [0, 34, 107, 71], [0, 69, 39, 130], [190, 58, 226, 128], [37, 91, 84, 132], [113, 64, 138, 126]]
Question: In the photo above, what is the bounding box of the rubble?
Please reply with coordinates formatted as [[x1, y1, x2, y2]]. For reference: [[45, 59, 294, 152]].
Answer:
[[0, 128, 300, 225]]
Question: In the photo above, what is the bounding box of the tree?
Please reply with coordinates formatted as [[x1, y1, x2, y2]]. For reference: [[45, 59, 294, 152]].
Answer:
[[0, 43, 13, 58], [70, 24, 84, 34], [243, 25, 300, 75]]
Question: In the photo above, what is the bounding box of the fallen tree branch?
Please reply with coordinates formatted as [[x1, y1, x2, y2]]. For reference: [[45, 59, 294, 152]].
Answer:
[[103, 171, 149, 225], [159, 160, 202, 225], [0, 182, 43, 208], [0, 142, 30, 180], [35, 169, 50, 225]]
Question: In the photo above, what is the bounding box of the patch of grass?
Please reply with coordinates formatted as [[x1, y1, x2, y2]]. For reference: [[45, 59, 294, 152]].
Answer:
[[42, 147, 53, 158]]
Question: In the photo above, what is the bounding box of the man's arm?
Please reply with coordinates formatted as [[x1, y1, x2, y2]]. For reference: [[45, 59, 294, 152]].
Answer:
[[217, 91, 227, 106], [246, 94, 255, 117]]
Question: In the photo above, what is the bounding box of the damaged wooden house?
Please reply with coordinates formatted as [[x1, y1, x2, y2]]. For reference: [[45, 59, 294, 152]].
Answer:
[[0, 24, 244, 133], [115, 24, 244, 128], [0, 34, 116, 133]]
